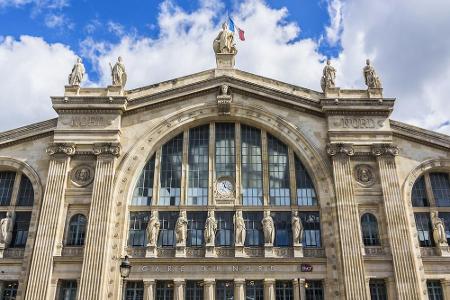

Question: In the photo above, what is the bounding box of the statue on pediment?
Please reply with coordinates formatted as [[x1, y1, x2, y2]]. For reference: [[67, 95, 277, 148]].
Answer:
[[432, 212, 448, 246], [68, 58, 85, 86], [292, 211, 304, 245], [262, 210, 275, 245], [321, 59, 336, 91], [234, 210, 246, 246], [363, 59, 382, 89], [110, 56, 127, 87], [0, 212, 14, 249], [175, 210, 188, 246], [146, 211, 160, 247], [204, 210, 217, 246], [213, 22, 237, 55]]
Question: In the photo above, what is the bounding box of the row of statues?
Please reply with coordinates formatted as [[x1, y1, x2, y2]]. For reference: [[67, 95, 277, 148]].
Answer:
[[146, 210, 304, 247], [321, 58, 382, 91], [0, 212, 14, 249], [68, 57, 127, 87]]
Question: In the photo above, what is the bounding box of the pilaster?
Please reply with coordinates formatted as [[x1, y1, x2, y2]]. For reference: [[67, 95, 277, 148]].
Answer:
[[174, 279, 185, 300], [292, 279, 300, 300], [263, 279, 275, 300], [299, 279, 306, 300], [441, 279, 450, 300], [77, 144, 120, 299], [327, 143, 368, 299], [204, 279, 215, 300], [234, 279, 245, 300], [144, 280, 156, 300], [372, 144, 423, 299], [25, 144, 74, 300]]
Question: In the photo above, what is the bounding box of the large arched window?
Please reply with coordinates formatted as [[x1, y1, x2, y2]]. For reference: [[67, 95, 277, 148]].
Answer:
[[411, 172, 450, 247], [66, 214, 87, 246], [0, 170, 34, 249], [361, 213, 380, 246]]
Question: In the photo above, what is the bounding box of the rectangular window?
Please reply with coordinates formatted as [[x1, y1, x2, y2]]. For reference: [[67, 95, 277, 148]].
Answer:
[[128, 212, 150, 247], [241, 125, 263, 206], [439, 212, 450, 244], [2, 281, 18, 300], [243, 212, 263, 247], [125, 281, 144, 300], [188, 125, 209, 206], [305, 281, 323, 300], [156, 281, 174, 300], [430, 173, 450, 207], [132, 156, 155, 206], [411, 175, 429, 207], [216, 212, 234, 247], [299, 212, 321, 248], [12, 212, 31, 247], [58, 280, 77, 300], [215, 123, 236, 179], [275, 281, 293, 300], [185, 281, 204, 300], [268, 134, 290, 206], [246, 280, 263, 300], [295, 156, 317, 206], [427, 280, 443, 300], [216, 281, 234, 300], [415, 213, 433, 247], [369, 279, 387, 300], [272, 212, 292, 247], [159, 133, 183, 206], [187, 212, 207, 247], [158, 212, 178, 247], [0, 171, 16, 206]]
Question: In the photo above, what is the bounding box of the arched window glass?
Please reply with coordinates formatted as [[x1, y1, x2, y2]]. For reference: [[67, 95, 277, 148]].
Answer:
[[429, 173, 450, 207], [187, 125, 209, 205], [67, 214, 87, 246], [241, 125, 263, 206], [159, 133, 183, 206], [300, 212, 321, 248], [411, 175, 428, 207], [215, 123, 235, 179], [295, 157, 317, 206], [0, 171, 16, 206], [361, 213, 380, 246], [268, 134, 290, 206], [132, 155, 155, 206], [17, 175, 34, 206]]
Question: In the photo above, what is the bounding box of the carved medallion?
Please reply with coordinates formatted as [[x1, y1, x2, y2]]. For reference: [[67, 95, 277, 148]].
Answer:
[[354, 164, 375, 187], [71, 165, 94, 187]]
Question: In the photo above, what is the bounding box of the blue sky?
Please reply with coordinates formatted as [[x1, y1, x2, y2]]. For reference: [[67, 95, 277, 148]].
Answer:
[[1, 0, 450, 135]]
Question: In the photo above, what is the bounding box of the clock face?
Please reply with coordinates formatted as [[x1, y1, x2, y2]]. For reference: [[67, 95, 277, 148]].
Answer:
[[217, 178, 234, 195]]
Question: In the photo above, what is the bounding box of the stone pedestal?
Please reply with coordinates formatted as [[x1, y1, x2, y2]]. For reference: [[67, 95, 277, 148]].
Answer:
[[146, 245, 157, 258], [264, 244, 274, 258], [436, 245, 450, 257], [176, 244, 186, 258], [215, 53, 235, 69], [205, 245, 216, 258], [235, 245, 245, 258], [293, 244, 303, 258]]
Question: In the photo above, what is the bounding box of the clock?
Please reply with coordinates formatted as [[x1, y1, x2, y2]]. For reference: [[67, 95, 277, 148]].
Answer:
[[216, 177, 234, 197]]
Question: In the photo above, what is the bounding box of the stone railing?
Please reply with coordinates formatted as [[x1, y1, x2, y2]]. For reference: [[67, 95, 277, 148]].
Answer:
[[128, 247, 146, 258], [215, 247, 234, 257], [420, 247, 436, 257], [244, 247, 265, 257], [157, 248, 176, 258], [61, 246, 84, 257], [364, 246, 385, 256], [3, 248, 25, 258], [303, 248, 326, 258], [273, 247, 293, 258], [186, 247, 206, 257]]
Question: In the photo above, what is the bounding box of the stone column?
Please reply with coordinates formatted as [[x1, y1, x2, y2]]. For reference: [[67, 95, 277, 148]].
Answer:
[[327, 144, 368, 299], [234, 279, 245, 300], [264, 279, 275, 300], [204, 279, 215, 300], [144, 280, 156, 300], [77, 144, 120, 299], [440, 279, 450, 300], [372, 145, 423, 299], [25, 144, 74, 300], [386, 277, 396, 300], [299, 279, 306, 300], [174, 279, 185, 300], [292, 279, 300, 300]]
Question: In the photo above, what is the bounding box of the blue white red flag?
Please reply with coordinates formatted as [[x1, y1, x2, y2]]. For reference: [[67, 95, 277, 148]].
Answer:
[[228, 17, 245, 41]]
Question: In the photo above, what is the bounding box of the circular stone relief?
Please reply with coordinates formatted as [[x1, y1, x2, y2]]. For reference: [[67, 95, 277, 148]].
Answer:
[[71, 165, 94, 187], [354, 164, 375, 187]]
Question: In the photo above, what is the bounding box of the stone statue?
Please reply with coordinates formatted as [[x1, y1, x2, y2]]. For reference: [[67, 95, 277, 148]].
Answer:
[[213, 22, 237, 54], [363, 59, 382, 89], [262, 211, 275, 245], [320, 59, 336, 91], [175, 210, 188, 245], [146, 211, 160, 247], [234, 210, 246, 246], [220, 84, 229, 95], [0, 212, 14, 248], [292, 211, 303, 245], [68, 58, 85, 86], [204, 210, 217, 245], [432, 212, 448, 246], [110, 56, 127, 87]]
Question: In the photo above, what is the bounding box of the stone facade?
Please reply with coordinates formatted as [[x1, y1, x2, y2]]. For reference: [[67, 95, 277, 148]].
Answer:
[[0, 55, 450, 300]]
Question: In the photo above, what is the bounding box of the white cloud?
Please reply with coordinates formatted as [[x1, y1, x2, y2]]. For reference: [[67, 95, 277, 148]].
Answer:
[[107, 21, 125, 37], [44, 13, 72, 29], [0, 0, 67, 9], [325, 0, 343, 45]]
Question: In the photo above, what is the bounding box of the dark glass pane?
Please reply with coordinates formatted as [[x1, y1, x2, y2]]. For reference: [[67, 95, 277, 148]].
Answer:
[[58, 280, 77, 300], [128, 212, 150, 247], [216, 281, 234, 300], [158, 212, 178, 247], [275, 281, 293, 300], [268, 134, 290, 206], [0, 171, 16, 206], [216, 212, 234, 247], [132, 155, 155, 206], [2, 281, 18, 300], [241, 125, 263, 206], [67, 214, 87, 246], [186, 281, 204, 300], [187, 212, 207, 247], [299, 212, 321, 248], [369, 279, 387, 300], [125, 281, 144, 300], [243, 212, 263, 247], [156, 281, 174, 300], [17, 175, 34, 206], [427, 280, 443, 300], [215, 123, 236, 179], [246, 280, 263, 300], [415, 213, 433, 247], [305, 281, 323, 300], [272, 212, 292, 247], [295, 156, 317, 206], [411, 176, 428, 207], [12, 212, 31, 247], [160, 133, 183, 206], [361, 213, 380, 246], [188, 125, 209, 206], [430, 173, 450, 207]]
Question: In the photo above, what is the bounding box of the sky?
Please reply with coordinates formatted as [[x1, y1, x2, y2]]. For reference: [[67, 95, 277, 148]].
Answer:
[[0, 0, 450, 135]]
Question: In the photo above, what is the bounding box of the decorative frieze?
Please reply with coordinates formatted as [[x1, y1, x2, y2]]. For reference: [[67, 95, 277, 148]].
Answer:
[[46, 143, 76, 156]]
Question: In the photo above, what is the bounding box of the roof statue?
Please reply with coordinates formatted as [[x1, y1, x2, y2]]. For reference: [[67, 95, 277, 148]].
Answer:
[[321, 59, 336, 92], [68, 58, 85, 86], [110, 56, 127, 87], [363, 59, 382, 89], [213, 22, 237, 55]]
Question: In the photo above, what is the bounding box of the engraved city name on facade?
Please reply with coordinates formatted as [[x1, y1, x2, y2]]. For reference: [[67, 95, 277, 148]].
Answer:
[[59, 114, 115, 128], [329, 116, 388, 130]]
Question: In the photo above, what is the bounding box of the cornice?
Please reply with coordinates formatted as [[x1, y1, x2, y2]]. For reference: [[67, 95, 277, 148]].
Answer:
[[390, 120, 450, 150], [0, 118, 56, 148]]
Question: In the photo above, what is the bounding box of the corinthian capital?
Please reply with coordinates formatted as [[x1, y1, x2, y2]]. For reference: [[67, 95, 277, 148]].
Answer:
[[371, 144, 399, 157], [46, 143, 76, 156], [93, 143, 121, 157], [326, 143, 355, 157]]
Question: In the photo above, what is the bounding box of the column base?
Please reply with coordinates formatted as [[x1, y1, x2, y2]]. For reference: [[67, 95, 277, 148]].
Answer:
[[176, 245, 186, 258], [293, 244, 304, 258], [205, 245, 216, 258], [264, 244, 274, 258], [235, 245, 245, 258], [436, 245, 450, 257], [146, 245, 157, 258]]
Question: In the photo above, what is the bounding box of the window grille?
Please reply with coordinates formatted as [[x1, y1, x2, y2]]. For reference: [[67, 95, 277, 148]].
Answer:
[[268, 134, 290, 206], [245, 280, 263, 300], [369, 279, 387, 300], [128, 212, 150, 247], [158, 212, 178, 247], [156, 281, 174, 300], [132, 155, 155, 206], [411, 175, 428, 207], [241, 125, 263, 206], [295, 157, 317, 206], [216, 212, 234, 247], [275, 281, 293, 300], [185, 281, 204, 300], [361, 213, 380, 246], [187, 212, 207, 247], [12, 212, 31, 247], [299, 212, 321, 248], [2, 281, 18, 300], [67, 214, 87, 246], [0, 171, 16, 206], [243, 212, 263, 247], [215, 123, 236, 179], [414, 213, 433, 247], [188, 125, 209, 206], [272, 212, 292, 247], [58, 280, 77, 300], [159, 133, 183, 206], [216, 281, 234, 300], [304, 281, 323, 300], [430, 173, 450, 207], [17, 175, 34, 206], [427, 280, 443, 300]]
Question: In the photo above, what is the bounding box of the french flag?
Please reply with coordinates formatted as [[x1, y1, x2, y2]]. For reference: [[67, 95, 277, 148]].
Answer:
[[228, 17, 245, 41]]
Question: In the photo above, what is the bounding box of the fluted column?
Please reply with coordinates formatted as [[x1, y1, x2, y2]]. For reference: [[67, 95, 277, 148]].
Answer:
[[264, 279, 275, 300], [234, 279, 245, 300], [327, 144, 368, 300], [174, 279, 185, 300], [372, 145, 422, 299], [144, 280, 156, 300], [292, 279, 300, 300], [204, 279, 215, 300], [299, 279, 306, 300], [25, 144, 74, 300], [77, 144, 120, 299]]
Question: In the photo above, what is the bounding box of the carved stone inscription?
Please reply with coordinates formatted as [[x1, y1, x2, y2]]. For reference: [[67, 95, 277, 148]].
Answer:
[[138, 264, 320, 274], [60, 115, 113, 128], [332, 117, 385, 129]]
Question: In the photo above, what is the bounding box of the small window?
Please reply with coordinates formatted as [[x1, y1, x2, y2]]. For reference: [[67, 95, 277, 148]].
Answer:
[[361, 213, 380, 246], [273, 212, 292, 247], [369, 279, 387, 300], [17, 175, 34, 206], [412, 176, 429, 207], [0, 171, 16, 206], [430, 173, 450, 207], [2, 281, 18, 300], [156, 281, 174, 300], [216, 212, 234, 247], [305, 281, 323, 300], [187, 212, 207, 247], [128, 212, 150, 247], [243, 212, 263, 247], [216, 281, 234, 300], [246, 280, 263, 300], [275, 281, 293, 300], [132, 155, 155, 206], [125, 281, 144, 300], [58, 280, 77, 300], [158, 212, 178, 247], [185, 281, 204, 300], [12, 212, 31, 248], [415, 213, 433, 247], [427, 280, 443, 300], [67, 214, 87, 246], [300, 212, 321, 248]]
